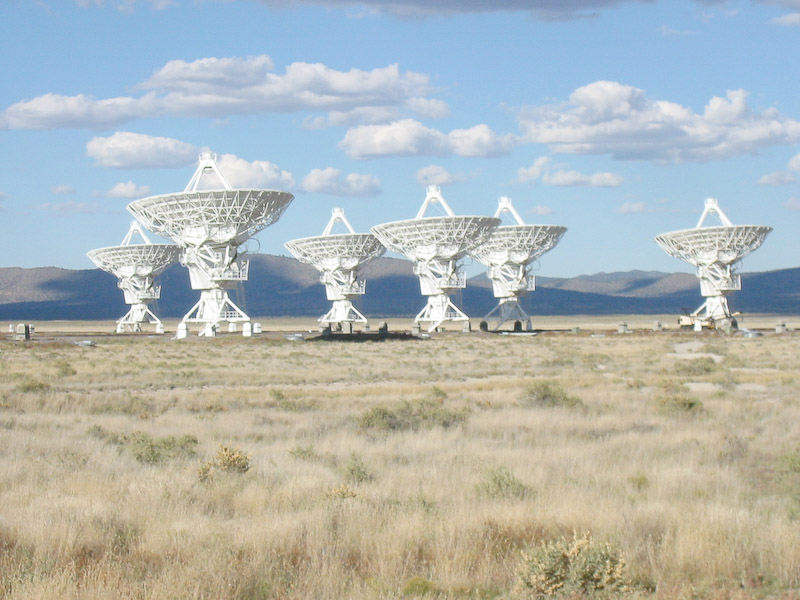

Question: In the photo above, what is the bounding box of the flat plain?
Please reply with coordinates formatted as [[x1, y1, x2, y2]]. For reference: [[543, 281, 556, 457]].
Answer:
[[1, 317, 800, 599]]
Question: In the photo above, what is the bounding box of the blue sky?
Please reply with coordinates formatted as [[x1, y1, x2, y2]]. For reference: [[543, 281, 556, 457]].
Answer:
[[2, 0, 800, 278]]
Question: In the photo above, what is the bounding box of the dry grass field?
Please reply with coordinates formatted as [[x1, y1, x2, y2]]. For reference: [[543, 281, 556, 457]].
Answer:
[[2, 318, 800, 599]]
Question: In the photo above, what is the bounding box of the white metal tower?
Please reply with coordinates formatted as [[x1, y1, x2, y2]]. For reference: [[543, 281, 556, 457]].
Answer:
[[471, 197, 566, 331], [654, 198, 771, 330], [127, 152, 294, 337], [371, 185, 499, 332], [285, 208, 385, 328], [87, 221, 180, 333]]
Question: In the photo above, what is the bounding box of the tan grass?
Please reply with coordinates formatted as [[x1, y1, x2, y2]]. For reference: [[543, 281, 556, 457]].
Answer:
[[1, 322, 800, 598]]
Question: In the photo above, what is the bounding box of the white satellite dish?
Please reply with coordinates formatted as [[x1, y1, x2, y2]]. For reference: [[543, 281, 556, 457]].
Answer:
[[371, 185, 499, 332], [87, 221, 180, 333], [471, 197, 566, 331], [285, 208, 385, 328], [654, 197, 771, 330], [127, 152, 294, 337]]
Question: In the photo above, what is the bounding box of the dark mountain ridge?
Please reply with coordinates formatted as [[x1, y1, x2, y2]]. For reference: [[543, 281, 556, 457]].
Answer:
[[1, 255, 798, 320]]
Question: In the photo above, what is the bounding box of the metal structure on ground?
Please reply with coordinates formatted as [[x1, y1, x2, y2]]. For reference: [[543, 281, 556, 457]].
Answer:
[[654, 198, 771, 330], [471, 196, 566, 331], [127, 152, 294, 337], [371, 185, 499, 333], [285, 208, 385, 329], [87, 221, 180, 333]]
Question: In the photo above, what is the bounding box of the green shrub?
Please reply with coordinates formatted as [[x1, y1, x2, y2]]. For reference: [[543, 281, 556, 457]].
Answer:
[[514, 531, 630, 598], [478, 467, 529, 500], [656, 394, 703, 414], [520, 381, 583, 409], [288, 445, 320, 461], [344, 453, 374, 484], [358, 398, 469, 433], [402, 576, 439, 596], [128, 432, 198, 465], [198, 444, 252, 481], [15, 379, 51, 393], [673, 357, 718, 377]]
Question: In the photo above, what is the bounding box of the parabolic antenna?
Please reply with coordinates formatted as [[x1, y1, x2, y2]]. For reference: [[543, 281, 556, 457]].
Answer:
[[285, 208, 385, 328], [127, 152, 294, 337], [471, 196, 566, 331], [371, 185, 499, 332], [87, 221, 180, 333], [654, 197, 771, 330]]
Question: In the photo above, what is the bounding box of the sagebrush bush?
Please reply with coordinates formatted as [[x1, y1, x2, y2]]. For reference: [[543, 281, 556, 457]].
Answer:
[[198, 444, 251, 481], [520, 381, 583, 409], [656, 394, 703, 414], [343, 453, 375, 484], [478, 467, 529, 500], [514, 531, 630, 598], [358, 398, 469, 433]]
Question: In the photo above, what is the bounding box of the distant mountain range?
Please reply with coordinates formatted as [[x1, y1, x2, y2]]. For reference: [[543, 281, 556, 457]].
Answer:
[[1, 255, 798, 320]]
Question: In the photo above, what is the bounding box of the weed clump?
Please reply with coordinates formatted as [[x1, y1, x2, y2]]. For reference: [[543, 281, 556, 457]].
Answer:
[[656, 394, 703, 415], [477, 467, 530, 500], [343, 453, 375, 484], [358, 398, 469, 433], [89, 427, 198, 465], [514, 531, 630, 598], [520, 381, 583, 409], [198, 444, 251, 481], [402, 576, 439, 596], [673, 357, 718, 377]]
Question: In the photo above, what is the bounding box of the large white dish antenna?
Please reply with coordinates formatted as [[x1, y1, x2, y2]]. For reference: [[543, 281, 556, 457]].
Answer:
[[87, 221, 180, 333], [285, 208, 385, 327], [654, 198, 771, 330], [472, 197, 566, 330], [127, 152, 294, 337], [371, 185, 499, 332]]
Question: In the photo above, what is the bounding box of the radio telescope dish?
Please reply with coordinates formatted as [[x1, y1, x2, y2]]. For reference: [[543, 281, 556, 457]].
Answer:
[[87, 221, 180, 333], [127, 152, 294, 337], [285, 208, 385, 328], [654, 198, 771, 330], [471, 197, 566, 331], [371, 185, 499, 332]]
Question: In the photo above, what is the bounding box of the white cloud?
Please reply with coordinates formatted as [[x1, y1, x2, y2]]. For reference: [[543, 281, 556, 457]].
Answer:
[[529, 205, 554, 216], [105, 181, 151, 198], [1, 56, 436, 130], [517, 157, 552, 183], [51, 185, 76, 195], [788, 152, 800, 171], [617, 201, 647, 214], [252, 0, 664, 21], [302, 106, 403, 129], [771, 12, 800, 25], [543, 170, 623, 187], [416, 165, 465, 186], [758, 171, 795, 185], [77, 0, 178, 11], [301, 167, 380, 196], [658, 25, 696, 36], [516, 155, 622, 187], [339, 118, 515, 158], [217, 154, 295, 189], [518, 81, 800, 162], [785, 197, 800, 210], [405, 97, 450, 119], [86, 131, 199, 168]]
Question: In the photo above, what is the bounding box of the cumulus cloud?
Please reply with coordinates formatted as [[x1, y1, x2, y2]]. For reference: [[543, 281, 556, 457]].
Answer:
[[518, 81, 800, 162], [416, 164, 465, 186], [529, 205, 554, 216], [301, 167, 380, 196], [771, 12, 800, 25], [52, 185, 76, 194], [516, 156, 623, 187], [789, 152, 800, 171], [252, 0, 659, 21], [1, 55, 436, 130], [785, 197, 800, 210], [217, 154, 295, 189], [617, 201, 647, 214], [105, 181, 151, 198], [758, 171, 795, 185], [87, 131, 199, 168], [339, 119, 515, 158]]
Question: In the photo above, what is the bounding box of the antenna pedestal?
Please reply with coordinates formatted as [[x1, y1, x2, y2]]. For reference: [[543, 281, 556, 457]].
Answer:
[[484, 298, 532, 332], [182, 289, 249, 337], [319, 271, 368, 325], [413, 257, 468, 332], [116, 303, 164, 333]]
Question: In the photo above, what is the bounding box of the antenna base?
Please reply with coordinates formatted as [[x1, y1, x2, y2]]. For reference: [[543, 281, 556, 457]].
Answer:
[[414, 294, 469, 333]]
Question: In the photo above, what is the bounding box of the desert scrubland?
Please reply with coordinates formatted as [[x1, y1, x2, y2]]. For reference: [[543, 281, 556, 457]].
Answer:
[[1, 321, 800, 599]]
